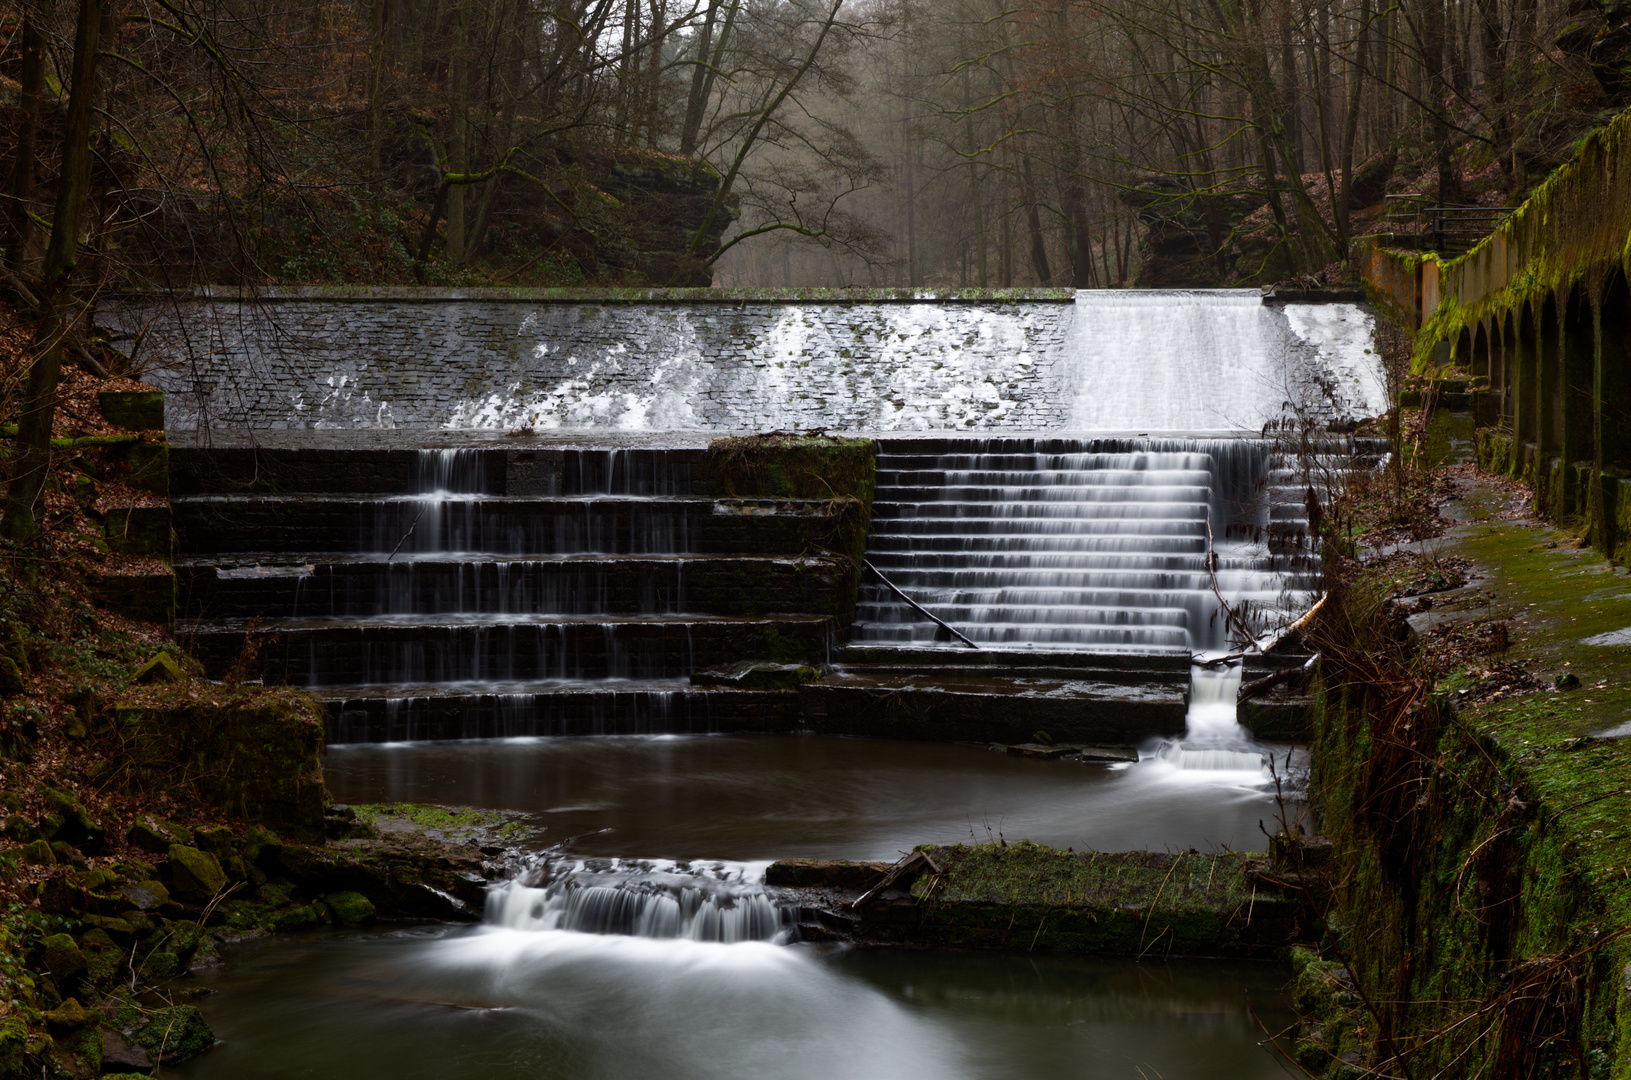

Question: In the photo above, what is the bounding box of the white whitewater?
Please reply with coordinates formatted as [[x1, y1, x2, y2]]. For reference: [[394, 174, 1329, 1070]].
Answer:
[[1067, 291, 1383, 430], [1151, 663, 1271, 777], [484, 858, 796, 944]]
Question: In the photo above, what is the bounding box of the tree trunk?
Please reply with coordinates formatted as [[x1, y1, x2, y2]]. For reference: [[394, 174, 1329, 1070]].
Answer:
[[1023, 158, 1051, 284], [679, 0, 721, 156], [367, 0, 395, 173], [4, 12, 47, 273], [446, 0, 471, 262], [3, 0, 104, 543], [1336, 0, 1371, 246]]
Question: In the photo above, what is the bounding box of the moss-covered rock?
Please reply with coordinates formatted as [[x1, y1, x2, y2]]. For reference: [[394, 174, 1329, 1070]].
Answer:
[[127, 816, 190, 853], [0, 656, 24, 694], [119, 878, 170, 911], [0, 1017, 27, 1076], [37, 934, 87, 983], [131, 1005, 214, 1064], [167, 845, 226, 901], [192, 824, 235, 859], [20, 838, 55, 865], [132, 652, 187, 684], [270, 904, 321, 930], [323, 891, 376, 925], [39, 786, 105, 851]]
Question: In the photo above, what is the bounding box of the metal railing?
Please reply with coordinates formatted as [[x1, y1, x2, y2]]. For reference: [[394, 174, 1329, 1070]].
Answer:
[[1379, 195, 1515, 255]]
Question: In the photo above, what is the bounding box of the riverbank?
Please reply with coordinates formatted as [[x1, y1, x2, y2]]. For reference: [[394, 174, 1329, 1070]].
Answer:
[[1292, 463, 1631, 1078]]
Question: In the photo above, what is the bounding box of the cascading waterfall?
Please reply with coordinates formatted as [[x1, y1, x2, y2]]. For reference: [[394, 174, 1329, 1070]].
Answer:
[[853, 438, 1313, 655], [851, 436, 1319, 781], [1148, 663, 1272, 776], [484, 858, 798, 944]]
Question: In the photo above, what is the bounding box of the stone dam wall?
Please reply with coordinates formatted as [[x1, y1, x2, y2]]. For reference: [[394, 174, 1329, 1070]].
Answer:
[[107, 286, 1384, 437]]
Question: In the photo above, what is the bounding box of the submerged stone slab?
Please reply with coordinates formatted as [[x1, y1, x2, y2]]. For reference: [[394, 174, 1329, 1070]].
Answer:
[[773, 843, 1312, 958]]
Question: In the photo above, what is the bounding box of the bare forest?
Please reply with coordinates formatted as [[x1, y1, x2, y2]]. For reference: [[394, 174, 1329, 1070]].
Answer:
[[1, 0, 1626, 297]]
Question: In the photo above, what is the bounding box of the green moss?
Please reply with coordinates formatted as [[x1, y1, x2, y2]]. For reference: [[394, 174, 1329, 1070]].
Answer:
[[189, 285, 1078, 304], [350, 803, 504, 830], [864, 843, 1306, 957], [1308, 524, 1631, 1079], [133, 1005, 214, 1063], [322, 891, 376, 925]]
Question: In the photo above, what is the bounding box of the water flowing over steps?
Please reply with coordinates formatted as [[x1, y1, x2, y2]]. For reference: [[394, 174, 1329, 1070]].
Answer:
[[174, 445, 855, 742], [848, 438, 1312, 655], [172, 436, 1369, 744], [818, 436, 1353, 738]]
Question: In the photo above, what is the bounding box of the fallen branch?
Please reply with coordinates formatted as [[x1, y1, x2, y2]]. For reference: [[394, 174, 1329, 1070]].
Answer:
[[852, 849, 940, 908], [1238, 652, 1321, 703], [863, 558, 980, 650], [71, 344, 109, 379]]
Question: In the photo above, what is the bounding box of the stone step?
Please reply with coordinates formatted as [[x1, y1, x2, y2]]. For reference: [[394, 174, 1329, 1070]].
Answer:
[[176, 553, 854, 621], [321, 670, 1189, 746], [800, 672, 1188, 744], [321, 679, 799, 744], [839, 645, 1194, 671], [170, 445, 710, 497], [173, 496, 845, 555], [184, 614, 835, 684]]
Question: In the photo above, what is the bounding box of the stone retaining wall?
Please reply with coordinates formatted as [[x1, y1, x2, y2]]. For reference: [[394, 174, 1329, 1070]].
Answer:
[[110, 286, 1382, 437], [113, 289, 1079, 435]]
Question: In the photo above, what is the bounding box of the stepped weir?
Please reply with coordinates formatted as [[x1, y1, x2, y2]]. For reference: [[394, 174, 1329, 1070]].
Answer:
[[156, 288, 1385, 1080], [158, 288, 1381, 746]]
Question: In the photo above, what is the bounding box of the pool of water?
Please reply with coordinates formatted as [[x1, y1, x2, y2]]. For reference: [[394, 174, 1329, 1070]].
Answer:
[[171, 927, 1296, 1080], [324, 734, 1294, 860]]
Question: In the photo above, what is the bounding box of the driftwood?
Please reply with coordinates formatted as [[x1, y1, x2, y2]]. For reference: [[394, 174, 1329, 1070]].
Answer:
[[1238, 652, 1321, 703], [852, 849, 941, 908], [1193, 593, 1328, 667], [863, 559, 980, 650]]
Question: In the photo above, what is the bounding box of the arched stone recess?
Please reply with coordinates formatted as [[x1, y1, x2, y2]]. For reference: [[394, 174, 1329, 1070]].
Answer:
[[1595, 270, 1631, 556], [1356, 107, 1631, 559]]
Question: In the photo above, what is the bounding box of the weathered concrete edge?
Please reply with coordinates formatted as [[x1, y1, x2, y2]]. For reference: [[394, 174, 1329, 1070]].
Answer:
[[768, 844, 1314, 958], [114, 285, 1081, 304]]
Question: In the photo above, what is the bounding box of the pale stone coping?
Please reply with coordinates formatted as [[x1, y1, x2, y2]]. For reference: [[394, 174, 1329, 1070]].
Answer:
[[114, 286, 1080, 305]]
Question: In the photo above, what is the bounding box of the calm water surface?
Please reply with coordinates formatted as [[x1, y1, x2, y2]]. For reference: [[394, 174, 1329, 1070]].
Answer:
[[172, 927, 1297, 1080], [323, 734, 1289, 859]]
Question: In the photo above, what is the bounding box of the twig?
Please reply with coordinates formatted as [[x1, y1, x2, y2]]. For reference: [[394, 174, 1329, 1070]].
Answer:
[[387, 502, 430, 562]]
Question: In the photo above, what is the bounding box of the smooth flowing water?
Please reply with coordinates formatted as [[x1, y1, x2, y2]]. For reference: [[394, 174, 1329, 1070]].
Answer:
[[171, 928, 1295, 1080], [1067, 290, 1384, 430], [324, 732, 1288, 860], [852, 439, 1315, 654]]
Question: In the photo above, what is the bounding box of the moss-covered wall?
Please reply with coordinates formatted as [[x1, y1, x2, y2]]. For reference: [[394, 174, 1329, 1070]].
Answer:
[[703, 435, 875, 569], [1310, 681, 1625, 1078], [1361, 107, 1631, 562]]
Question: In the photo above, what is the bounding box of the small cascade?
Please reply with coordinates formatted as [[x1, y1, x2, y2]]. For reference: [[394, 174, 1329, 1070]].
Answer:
[[852, 438, 1315, 655], [485, 858, 798, 944], [1150, 663, 1270, 775]]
